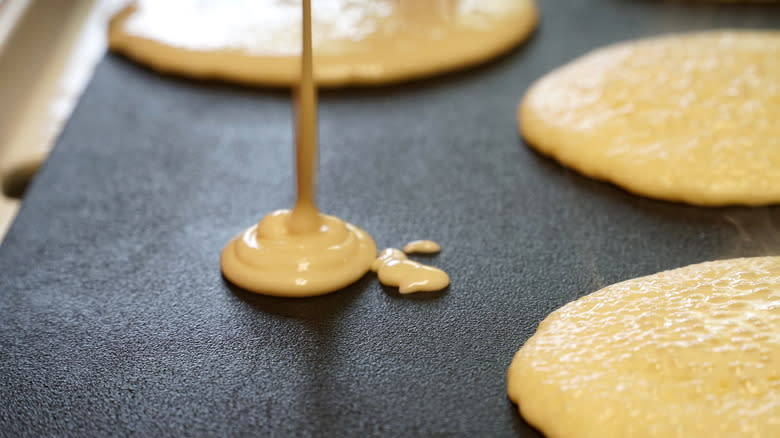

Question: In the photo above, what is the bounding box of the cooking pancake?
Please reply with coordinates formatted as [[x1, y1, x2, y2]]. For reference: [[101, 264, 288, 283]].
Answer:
[[109, 0, 538, 87], [520, 31, 780, 206], [508, 257, 780, 438]]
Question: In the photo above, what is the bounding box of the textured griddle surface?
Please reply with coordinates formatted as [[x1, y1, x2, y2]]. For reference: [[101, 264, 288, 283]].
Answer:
[[1, 1, 779, 436]]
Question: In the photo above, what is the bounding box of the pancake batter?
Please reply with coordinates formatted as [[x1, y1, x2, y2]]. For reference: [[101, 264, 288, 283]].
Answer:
[[372, 248, 450, 294], [221, 0, 375, 297], [402, 240, 441, 254], [520, 31, 780, 206], [109, 0, 538, 87], [371, 248, 408, 272], [507, 257, 780, 437]]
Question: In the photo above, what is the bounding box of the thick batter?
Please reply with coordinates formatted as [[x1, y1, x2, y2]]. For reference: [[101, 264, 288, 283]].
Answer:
[[403, 240, 441, 254], [372, 248, 450, 294], [109, 0, 538, 87], [221, 0, 375, 297], [220, 2, 447, 297], [520, 31, 780, 206], [507, 257, 780, 438]]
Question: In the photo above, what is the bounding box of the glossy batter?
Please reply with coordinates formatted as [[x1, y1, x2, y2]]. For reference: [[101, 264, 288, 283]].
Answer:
[[402, 240, 441, 254], [108, 0, 538, 87], [371, 248, 407, 272], [221, 0, 375, 297], [373, 248, 450, 294], [520, 31, 780, 206], [508, 257, 780, 438]]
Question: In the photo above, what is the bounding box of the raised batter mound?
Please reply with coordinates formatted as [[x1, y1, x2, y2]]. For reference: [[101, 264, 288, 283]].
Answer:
[[109, 0, 538, 87], [507, 257, 780, 438], [520, 31, 780, 206]]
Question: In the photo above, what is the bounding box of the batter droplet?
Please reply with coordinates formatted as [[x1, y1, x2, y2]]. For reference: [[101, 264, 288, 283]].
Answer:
[[221, 210, 376, 297], [373, 248, 449, 294], [402, 240, 441, 254]]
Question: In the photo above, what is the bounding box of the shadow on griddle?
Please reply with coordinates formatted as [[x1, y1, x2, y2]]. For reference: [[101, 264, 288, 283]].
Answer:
[[110, 54, 290, 100], [222, 275, 379, 433], [507, 402, 545, 438], [524, 143, 779, 219], [379, 283, 449, 301], [223, 273, 371, 320], [522, 144, 780, 258]]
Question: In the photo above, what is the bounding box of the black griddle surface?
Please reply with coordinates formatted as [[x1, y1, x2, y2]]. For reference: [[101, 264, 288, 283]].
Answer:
[[2, 1, 779, 436]]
